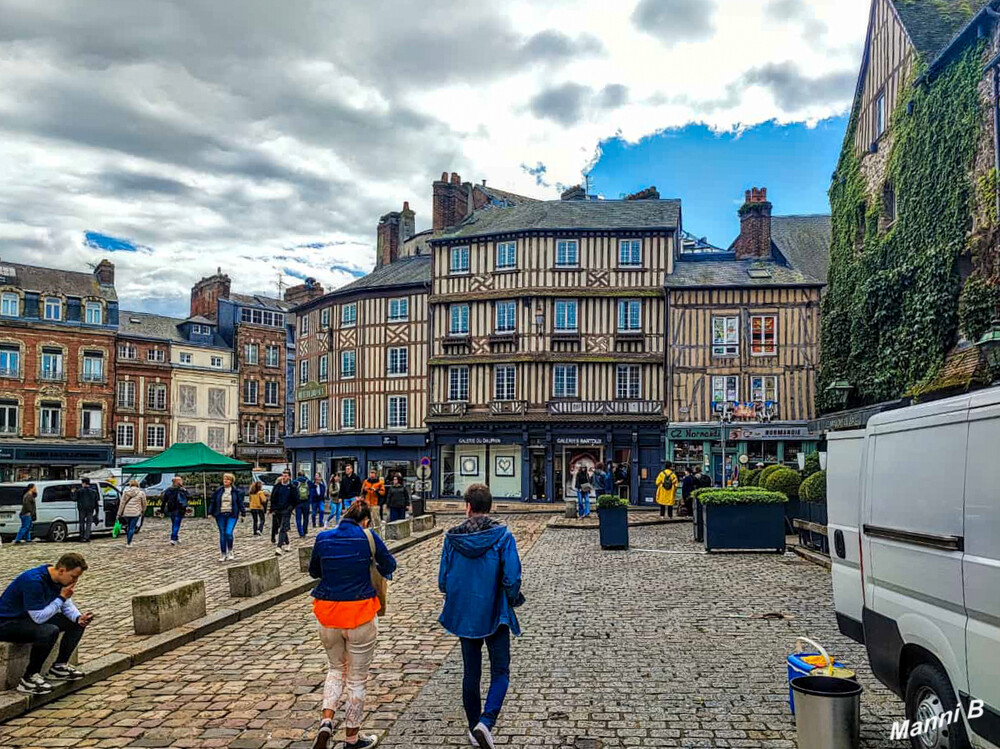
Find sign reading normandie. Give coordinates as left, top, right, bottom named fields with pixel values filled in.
left=296, top=381, right=328, bottom=401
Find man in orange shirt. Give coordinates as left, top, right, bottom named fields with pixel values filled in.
left=360, top=470, right=386, bottom=528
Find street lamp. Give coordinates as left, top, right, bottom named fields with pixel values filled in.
left=825, top=380, right=854, bottom=410
left=976, top=318, right=1000, bottom=383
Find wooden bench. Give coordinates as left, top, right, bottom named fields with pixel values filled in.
left=384, top=518, right=412, bottom=541
left=0, top=635, right=79, bottom=690
left=227, top=557, right=281, bottom=598
left=411, top=514, right=435, bottom=533
left=132, top=580, right=207, bottom=635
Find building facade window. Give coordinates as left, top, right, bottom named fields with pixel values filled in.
left=0, top=400, right=17, bottom=434
left=712, top=375, right=740, bottom=411
left=388, top=298, right=409, bottom=322
left=554, top=300, right=578, bottom=332
left=300, top=314, right=310, bottom=336
left=0, top=293, right=18, bottom=318
left=116, top=423, right=134, bottom=448
left=341, top=303, right=357, bottom=327
left=299, top=402, right=309, bottom=432
left=85, top=302, right=102, bottom=325
left=179, top=352, right=192, bottom=364
left=449, top=304, right=470, bottom=335
left=319, top=401, right=329, bottom=430
left=210, top=356, right=224, bottom=368
left=43, top=297, right=62, bottom=321
left=320, top=307, right=330, bottom=329
left=82, top=353, right=104, bottom=382
left=553, top=364, right=578, bottom=398
left=617, top=300, right=641, bottom=331
left=207, top=427, right=226, bottom=452
left=147, top=383, right=167, bottom=411
left=118, top=344, right=136, bottom=360
left=147, top=424, right=166, bottom=450
left=207, top=388, right=226, bottom=418
left=883, top=182, right=896, bottom=226
left=244, top=343, right=259, bottom=365
left=39, top=404, right=61, bottom=436
left=555, top=239, right=579, bottom=267
left=117, top=380, right=136, bottom=409
left=751, top=375, right=779, bottom=404
left=448, top=366, right=469, bottom=401
left=244, top=420, right=258, bottom=444
left=712, top=316, right=740, bottom=357
left=387, top=396, right=408, bottom=429
left=241, top=308, right=284, bottom=328
left=750, top=315, right=778, bottom=356
left=81, top=407, right=102, bottom=437
left=341, top=350, right=356, bottom=379
left=0, top=346, right=20, bottom=378
left=494, top=365, right=516, bottom=401
left=387, top=347, right=408, bottom=376
left=615, top=364, right=641, bottom=400
left=264, top=381, right=279, bottom=406
left=243, top=379, right=259, bottom=405
left=178, top=385, right=197, bottom=415
left=495, top=301, right=516, bottom=333
left=341, top=398, right=356, bottom=429
left=876, top=91, right=886, bottom=138
left=265, top=345, right=280, bottom=367
left=450, top=246, right=470, bottom=274
left=264, top=421, right=279, bottom=444
left=318, top=355, right=329, bottom=382
left=177, top=424, right=197, bottom=443
left=496, top=241, right=517, bottom=269
left=300, top=359, right=309, bottom=384
left=40, top=349, right=63, bottom=380
left=147, top=349, right=165, bottom=362
left=618, top=239, right=642, bottom=267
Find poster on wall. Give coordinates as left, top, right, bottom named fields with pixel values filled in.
left=460, top=455, right=480, bottom=477
left=494, top=455, right=516, bottom=477
left=565, top=449, right=600, bottom=498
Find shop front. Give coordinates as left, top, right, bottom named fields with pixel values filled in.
left=0, top=443, right=115, bottom=482
left=667, top=423, right=818, bottom=485
left=285, top=432, right=429, bottom=486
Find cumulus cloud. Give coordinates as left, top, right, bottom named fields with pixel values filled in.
left=0, top=0, right=869, bottom=315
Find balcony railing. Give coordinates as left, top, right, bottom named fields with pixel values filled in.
left=0, top=366, right=19, bottom=378
left=490, top=400, right=527, bottom=416
left=0, top=425, right=17, bottom=435
left=81, top=373, right=105, bottom=383
left=39, top=370, right=65, bottom=382
left=39, top=426, right=61, bottom=436
left=547, top=400, right=665, bottom=416
left=80, top=428, right=103, bottom=438
left=429, top=402, right=468, bottom=417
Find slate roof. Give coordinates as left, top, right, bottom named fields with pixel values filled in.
left=118, top=311, right=230, bottom=348
left=771, top=215, right=832, bottom=284
left=477, top=185, right=539, bottom=206
left=293, top=255, right=431, bottom=312
left=230, top=292, right=290, bottom=311
left=1, top=260, right=117, bottom=302
left=435, top=199, right=682, bottom=241
left=891, top=0, right=989, bottom=63
left=665, top=258, right=821, bottom=289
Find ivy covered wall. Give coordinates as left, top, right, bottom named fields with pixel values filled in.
left=819, top=42, right=994, bottom=411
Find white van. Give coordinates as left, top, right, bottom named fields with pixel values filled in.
left=0, top=480, right=127, bottom=542
left=829, top=387, right=1000, bottom=749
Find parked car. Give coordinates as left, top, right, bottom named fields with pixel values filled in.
left=0, top=480, right=132, bottom=542
left=253, top=471, right=282, bottom=496
left=829, top=387, right=1000, bottom=749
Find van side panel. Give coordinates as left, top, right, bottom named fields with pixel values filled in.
left=866, top=412, right=969, bottom=697
left=828, top=430, right=866, bottom=641
left=963, top=402, right=1000, bottom=746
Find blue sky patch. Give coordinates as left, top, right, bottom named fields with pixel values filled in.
left=84, top=231, right=147, bottom=253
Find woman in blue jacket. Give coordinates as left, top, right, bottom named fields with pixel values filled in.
left=208, top=473, right=246, bottom=563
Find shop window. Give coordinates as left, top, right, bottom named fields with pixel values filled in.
left=784, top=442, right=804, bottom=467
left=673, top=441, right=704, bottom=470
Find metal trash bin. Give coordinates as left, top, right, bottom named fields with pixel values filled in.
left=790, top=676, right=863, bottom=749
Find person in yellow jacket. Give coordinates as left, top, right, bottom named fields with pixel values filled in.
left=655, top=461, right=679, bottom=519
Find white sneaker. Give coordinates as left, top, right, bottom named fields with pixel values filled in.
left=170, top=540, right=176, bottom=546
left=275, top=547, right=283, bottom=556
left=219, top=554, right=227, bottom=562
left=227, top=551, right=235, bottom=561
left=468, top=731, right=478, bottom=747
left=472, top=723, right=495, bottom=749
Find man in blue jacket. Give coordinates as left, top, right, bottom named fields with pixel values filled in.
left=438, top=484, right=524, bottom=749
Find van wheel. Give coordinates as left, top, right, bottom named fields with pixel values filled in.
left=47, top=521, right=68, bottom=543
left=905, top=663, right=971, bottom=749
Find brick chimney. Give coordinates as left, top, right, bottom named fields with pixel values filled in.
left=560, top=185, right=586, bottom=201
left=284, top=277, right=325, bottom=307
left=733, top=187, right=773, bottom=260
left=625, top=186, right=660, bottom=201
left=433, top=171, right=474, bottom=233
left=190, top=268, right=231, bottom=321
left=94, top=259, right=115, bottom=286
left=376, top=202, right=417, bottom=267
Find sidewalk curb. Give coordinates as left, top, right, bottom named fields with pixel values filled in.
left=1, top=526, right=444, bottom=721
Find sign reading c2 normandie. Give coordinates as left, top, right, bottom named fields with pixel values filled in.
left=296, top=382, right=328, bottom=401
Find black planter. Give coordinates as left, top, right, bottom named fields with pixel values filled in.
left=811, top=503, right=828, bottom=526
left=703, top=502, right=786, bottom=553
left=693, top=498, right=704, bottom=542
left=598, top=506, right=629, bottom=550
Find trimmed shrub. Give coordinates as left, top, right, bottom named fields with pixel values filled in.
left=740, top=468, right=762, bottom=487
left=802, top=452, right=821, bottom=478
left=763, top=467, right=803, bottom=500
left=800, top=470, right=827, bottom=503
left=597, top=494, right=628, bottom=510
left=757, top=464, right=784, bottom=488
left=697, top=488, right=788, bottom=506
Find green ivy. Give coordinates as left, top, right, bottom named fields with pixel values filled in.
left=820, top=43, right=984, bottom=410
left=958, top=274, right=1000, bottom=341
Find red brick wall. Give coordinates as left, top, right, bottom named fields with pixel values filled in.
left=733, top=188, right=773, bottom=260
left=433, top=172, right=472, bottom=232
left=234, top=324, right=286, bottom=459
left=113, top=335, right=172, bottom=456
left=190, top=272, right=231, bottom=320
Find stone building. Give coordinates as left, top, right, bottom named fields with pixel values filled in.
left=113, top=312, right=173, bottom=463
left=0, top=258, right=117, bottom=480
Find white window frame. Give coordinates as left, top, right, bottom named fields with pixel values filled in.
left=80, top=407, right=102, bottom=437
left=43, top=297, right=62, bottom=321
left=449, top=304, right=470, bottom=335
left=264, top=421, right=280, bottom=444
left=265, top=345, right=280, bottom=367
left=179, top=352, right=193, bottom=365
left=0, top=293, right=18, bottom=318
left=341, top=350, right=356, bottom=379
left=244, top=343, right=258, bottom=365
left=116, top=423, right=135, bottom=449
left=496, top=241, right=517, bottom=270
left=751, top=375, right=779, bottom=404
left=319, top=400, right=329, bottom=431
left=40, top=349, right=63, bottom=380
left=553, top=364, right=578, bottom=398
left=320, top=307, right=331, bottom=330
left=448, top=366, right=469, bottom=402
left=118, top=344, right=136, bottom=360
left=387, top=347, right=408, bottom=376
left=0, top=347, right=20, bottom=378
left=554, top=300, right=578, bottom=332
left=244, top=420, right=258, bottom=444
left=712, top=316, right=740, bottom=357
left=300, top=314, right=309, bottom=335
left=117, top=380, right=136, bottom=409
left=615, top=364, right=641, bottom=400
left=40, top=404, right=61, bottom=435
left=243, top=379, right=258, bottom=405
left=450, top=246, right=470, bottom=274
left=495, top=301, right=516, bottom=333
left=300, top=358, right=309, bottom=384
left=555, top=239, right=579, bottom=267
left=299, top=402, right=309, bottom=432
left=85, top=302, right=102, bottom=325
left=0, top=400, right=18, bottom=434
left=341, top=398, right=357, bottom=429
left=264, top=381, right=280, bottom=406
left=617, top=300, right=641, bottom=332
left=82, top=353, right=104, bottom=382
left=147, top=383, right=167, bottom=411
left=750, top=315, right=778, bottom=357
left=387, top=395, right=408, bottom=429
left=876, top=91, right=886, bottom=138
left=341, top=303, right=357, bottom=327
left=494, top=365, right=516, bottom=401
left=318, top=355, right=329, bottom=383
left=712, top=375, right=740, bottom=412
left=210, top=356, right=224, bottom=368
left=618, top=239, right=642, bottom=267
left=146, top=349, right=165, bottom=362
left=388, top=298, right=409, bottom=322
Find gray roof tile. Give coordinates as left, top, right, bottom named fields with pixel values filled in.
left=118, top=311, right=229, bottom=348
left=666, top=258, right=821, bottom=289
left=230, top=292, right=290, bottom=311
left=2, top=261, right=117, bottom=302
left=891, top=0, right=989, bottom=62
left=770, top=214, right=831, bottom=283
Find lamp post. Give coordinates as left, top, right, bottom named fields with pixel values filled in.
left=825, top=380, right=854, bottom=411
left=976, top=318, right=1000, bottom=384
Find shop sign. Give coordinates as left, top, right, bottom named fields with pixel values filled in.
left=555, top=437, right=603, bottom=446
left=457, top=437, right=503, bottom=445
left=667, top=427, right=720, bottom=441
left=296, top=381, right=328, bottom=401
left=16, top=447, right=112, bottom=463
left=382, top=436, right=398, bottom=446
left=0, top=447, right=14, bottom=460
left=728, top=425, right=814, bottom=441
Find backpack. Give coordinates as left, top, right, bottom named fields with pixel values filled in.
left=297, top=482, right=309, bottom=502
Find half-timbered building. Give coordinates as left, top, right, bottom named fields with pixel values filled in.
left=666, top=189, right=829, bottom=483
left=427, top=187, right=680, bottom=504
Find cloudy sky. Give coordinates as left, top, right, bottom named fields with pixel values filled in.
left=0, top=0, right=869, bottom=316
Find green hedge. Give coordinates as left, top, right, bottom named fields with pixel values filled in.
left=740, top=468, right=762, bottom=487
left=763, top=467, right=803, bottom=500
left=757, top=464, right=784, bottom=488
left=697, top=488, right=789, bottom=506
left=802, top=452, right=821, bottom=478
left=597, top=493, right=628, bottom=510
left=800, top=470, right=827, bottom=503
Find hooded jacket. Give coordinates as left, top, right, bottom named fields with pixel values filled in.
left=438, top=516, right=524, bottom=639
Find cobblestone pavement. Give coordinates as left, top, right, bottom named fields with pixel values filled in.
left=0, top=515, right=549, bottom=749
left=0, top=516, right=348, bottom=662
left=379, top=523, right=907, bottom=748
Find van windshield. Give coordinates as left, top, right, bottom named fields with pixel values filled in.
left=0, top=487, right=26, bottom=506
left=256, top=473, right=281, bottom=486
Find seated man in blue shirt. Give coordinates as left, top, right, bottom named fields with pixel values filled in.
left=0, top=552, right=93, bottom=695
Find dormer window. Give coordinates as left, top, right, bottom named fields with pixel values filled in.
left=43, top=297, right=62, bottom=321
left=85, top=301, right=102, bottom=325
left=0, top=293, right=18, bottom=318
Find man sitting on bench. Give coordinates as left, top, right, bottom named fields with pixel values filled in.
left=0, top=553, right=93, bottom=694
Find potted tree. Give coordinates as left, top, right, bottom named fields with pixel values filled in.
left=699, top=487, right=788, bottom=553
left=799, top=470, right=828, bottom=551
left=597, top=494, right=629, bottom=550
left=764, top=467, right=803, bottom=532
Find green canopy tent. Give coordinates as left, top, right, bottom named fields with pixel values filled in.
left=123, top=443, right=253, bottom=516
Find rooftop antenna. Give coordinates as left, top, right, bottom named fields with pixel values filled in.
left=277, top=271, right=286, bottom=300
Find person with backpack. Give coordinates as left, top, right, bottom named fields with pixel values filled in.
left=207, top=473, right=246, bottom=562
left=438, top=484, right=524, bottom=749
left=307, top=501, right=396, bottom=749
left=655, top=461, right=679, bottom=519
left=161, top=477, right=190, bottom=545
left=269, top=470, right=295, bottom=555
left=294, top=471, right=311, bottom=538
left=592, top=462, right=611, bottom=498
left=309, top=472, right=326, bottom=529
left=75, top=478, right=100, bottom=543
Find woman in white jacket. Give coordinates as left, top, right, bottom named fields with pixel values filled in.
left=116, top=480, right=147, bottom=548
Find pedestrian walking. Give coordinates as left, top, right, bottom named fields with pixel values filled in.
left=591, top=462, right=609, bottom=498
left=74, top=478, right=99, bottom=543
left=270, top=470, right=295, bottom=555
left=207, top=473, right=246, bottom=562
left=614, top=462, right=630, bottom=500
left=13, top=484, right=37, bottom=544
left=294, top=471, right=311, bottom=538
left=326, top=474, right=342, bottom=527
left=386, top=475, right=409, bottom=523
left=340, top=464, right=362, bottom=509
left=695, top=465, right=712, bottom=490
left=309, top=472, right=326, bottom=528
left=0, top=553, right=93, bottom=695
left=116, top=481, right=147, bottom=548
left=655, top=461, right=679, bottom=519
left=308, top=501, right=397, bottom=749
left=438, top=484, right=524, bottom=749
left=681, top=467, right=697, bottom=517
left=248, top=481, right=269, bottom=537
left=162, top=477, right=190, bottom=545
left=361, top=470, right=386, bottom=530
left=573, top=465, right=592, bottom=519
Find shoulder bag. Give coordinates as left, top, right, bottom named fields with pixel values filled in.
left=363, top=528, right=388, bottom=616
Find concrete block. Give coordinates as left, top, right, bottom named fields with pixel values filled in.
left=0, top=633, right=79, bottom=690
left=131, top=580, right=207, bottom=635
left=411, top=514, right=434, bottom=533
left=227, top=556, right=281, bottom=598
left=299, top=545, right=313, bottom=573
left=565, top=500, right=578, bottom=519
left=384, top=518, right=412, bottom=541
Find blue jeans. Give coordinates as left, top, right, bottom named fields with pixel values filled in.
left=310, top=501, right=324, bottom=527
left=14, top=515, right=32, bottom=543
left=216, top=515, right=238, bottom=554
left=294, top=505, right=309, bottom=537
left=170, top=513, right=183, bottom=542
left=124, top=516, right=140, bottom=545
left=577, top=489, right=590, bottom=518
left=389, top=506, right=406, bottom=522
left=328, top=501, right=342, bottom=525
left=460, top=626, right=510, bottom=731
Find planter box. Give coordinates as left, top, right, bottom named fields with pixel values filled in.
left=811, top=503, right=828, bottom=526
left=693, top=499, right=704, bottom=543
left=598, top=506, right=629, bottom=550
left=703, top=502, right=786, bottom=553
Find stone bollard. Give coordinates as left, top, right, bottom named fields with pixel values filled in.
left=299, top=545, right=313, bottom=573
left=384, top=518, right=412, bottom=541
left=1, top=637, right=80, bottom=690
left=565, top=499, right=578, bottom=519
left=411, top=514, right=435, bottom=533
left=228, top=557, right=281, bottom=598
left=131, top=580, right=207, bottom=635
